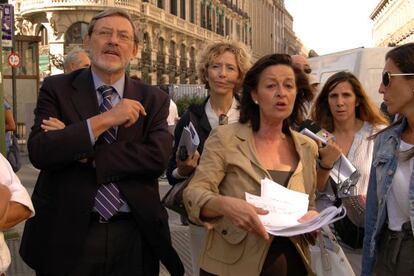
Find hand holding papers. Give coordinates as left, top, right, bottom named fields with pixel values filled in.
left=245, top=178, right=346, bottom=236
left=299, top=120, right=360, bottom=197
left=178, top=122, right=200, bottom=161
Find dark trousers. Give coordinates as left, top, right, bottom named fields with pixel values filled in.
left=36, top=213, right=159, bottom=276
left=374, top=222, right=414, bottom=276
left=200, top=237, right=306, bottom=276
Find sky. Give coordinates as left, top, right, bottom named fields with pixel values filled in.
left=284, top=0, right=380, bottom=55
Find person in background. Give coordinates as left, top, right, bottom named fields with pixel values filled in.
left=292, top=54, right=312, bottom=75
left=3, top=99, right=16, bottom=151
left=63, top=47, right=91, bottom=74
left=311, top=71, right=388, bottom=275
left=184, top=53, right=318, bottom=276
left=159, top=84, right=179, bottom=134
left=362, top=42, right=414, bottom=276
left=292, top=54, right=315, bottom=117
left=20, top=8, right=183, bottom=275
left=0, top=153, right=34, bottom=274
left=166, top=40, right=251, bottom=276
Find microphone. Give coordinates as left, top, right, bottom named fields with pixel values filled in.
left=299, top=120, right=335, bottom=145
left=299, top=120, right=360, bottom=197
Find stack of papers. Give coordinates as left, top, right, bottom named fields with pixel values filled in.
left=245, top=178, right=346, bottom=236
left=178, top=122, right=200, bottom=156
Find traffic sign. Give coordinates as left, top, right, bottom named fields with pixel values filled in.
left=8, top=52, right=21, bottom=68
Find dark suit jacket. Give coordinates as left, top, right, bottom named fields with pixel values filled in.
left=19, top=69, right=184, bottom=275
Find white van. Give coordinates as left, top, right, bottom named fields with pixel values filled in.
left=308, top=47, right=393, bottom=106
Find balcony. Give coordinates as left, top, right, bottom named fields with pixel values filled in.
left=20, top=0, right=142, bottom=16
left=142, top=3, right=223, bottom=42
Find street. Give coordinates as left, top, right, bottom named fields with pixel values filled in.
left=6, top=151, right=193, bottom=276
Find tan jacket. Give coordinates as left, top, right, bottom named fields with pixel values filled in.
left=183, top=122, right=318, bottom=276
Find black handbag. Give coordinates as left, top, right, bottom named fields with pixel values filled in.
left=161, top=177, right=191, bottom=217
left=6, top=134, right=21, bottom=172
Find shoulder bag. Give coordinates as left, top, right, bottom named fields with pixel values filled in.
left=6, top=134, right=21, bottom=172
left=310, top=226, right=355, bottom=276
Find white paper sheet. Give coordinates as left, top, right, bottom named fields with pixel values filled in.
left=245, top=178, right=346, bottom=236
left=178, top=122, right=200, bottom=156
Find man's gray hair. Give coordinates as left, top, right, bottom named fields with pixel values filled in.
left=87, top=8, right=138, bottom=44
left=63, top=47, right=89, bottom=72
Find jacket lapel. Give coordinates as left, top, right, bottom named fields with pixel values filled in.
left=235, top=124, right=268, bottom=185
left=70, top=69, right=100, bottom=120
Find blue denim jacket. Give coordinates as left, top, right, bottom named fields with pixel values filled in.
left=361, top=118, right=414, bottom=276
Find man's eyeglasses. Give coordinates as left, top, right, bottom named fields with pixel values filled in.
left=382, top=71, right=414, bottom=87
left=219, top=114, right=228, bottom=125
left=93, top=29, right=134, bottom=43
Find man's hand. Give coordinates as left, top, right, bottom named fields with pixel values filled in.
left=106, top=99, right=147, bottom=128
left=41, top=117, right=65, bottom=131
left=176, top=150, right=200, bottom=177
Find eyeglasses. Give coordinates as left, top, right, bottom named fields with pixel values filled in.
left=382, top=71, right=414, bottom=87
left=93, top=29, right=134, bottom=43
left=219, top=114, right=228, bottom=125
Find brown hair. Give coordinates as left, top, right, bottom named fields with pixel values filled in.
left=239, top=53, right=311, bottom=132
left=311, top=71, right=388, bottom=132
left=87, top=8, right=138, bottom=44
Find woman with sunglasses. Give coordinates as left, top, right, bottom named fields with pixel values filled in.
left=166, top=40, right=251, bottom=275
left=362, top=43, right=414, bottom=276
left=310, top=71, right=388, bottom=274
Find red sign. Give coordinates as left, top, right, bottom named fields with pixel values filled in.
left=8, top=52, right=21, bottom=68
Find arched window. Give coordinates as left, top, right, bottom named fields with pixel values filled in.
left=64, top=22, right=88, bottom=53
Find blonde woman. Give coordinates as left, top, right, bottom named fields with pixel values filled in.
left=166, top=40, right=251, bottom=275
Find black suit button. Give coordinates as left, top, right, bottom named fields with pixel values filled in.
left=221, top=229, right=228, bottom=235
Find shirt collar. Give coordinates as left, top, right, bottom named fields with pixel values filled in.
left=91, top=69, right=125, bottom=98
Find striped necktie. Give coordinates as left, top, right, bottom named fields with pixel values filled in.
left=94, top=85, right=124, bottom=220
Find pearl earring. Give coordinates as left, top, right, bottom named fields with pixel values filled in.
left=254, top=100, right=258, bottom=105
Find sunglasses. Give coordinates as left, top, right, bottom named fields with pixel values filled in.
left=382, top=71, right=414, bottom=87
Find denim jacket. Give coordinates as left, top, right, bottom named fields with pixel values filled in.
left=361, top=118, right=414, bottom=276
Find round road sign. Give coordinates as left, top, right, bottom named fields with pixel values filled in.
left=8, top=52, right=21, bottom=68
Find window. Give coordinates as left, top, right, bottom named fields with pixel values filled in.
left=64, top=22, right=88, bottom=53
left=157, top=0, right=163, bottom=8
left=170, top=0, right=177, bottom=15
left=190, top=0, right=195, bottom=23
left=180, top=0, right=186, bottom=19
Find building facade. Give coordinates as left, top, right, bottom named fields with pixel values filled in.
left=12, top=0, right=300, bottom=84
left=370, top=0, right=414, bottom=47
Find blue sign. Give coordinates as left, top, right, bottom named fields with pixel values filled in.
left=0, top=4, right=14, bottom=48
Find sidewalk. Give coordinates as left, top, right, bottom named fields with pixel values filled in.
left=6, top=155, right=195, bottom=276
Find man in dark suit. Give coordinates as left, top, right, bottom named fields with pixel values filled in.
left=19, top=8, right=184, bottom=276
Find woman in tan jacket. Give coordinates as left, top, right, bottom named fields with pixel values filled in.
left=184, top=54, right=319, bottom=276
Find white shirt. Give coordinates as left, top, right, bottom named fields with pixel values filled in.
left=205, top=97, right=239, bottom=129
left=387, top=140, right=413, bottom=231
left=0, top=154, right=34, bottom=272
left=167, top=99, right=179, bottom=126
